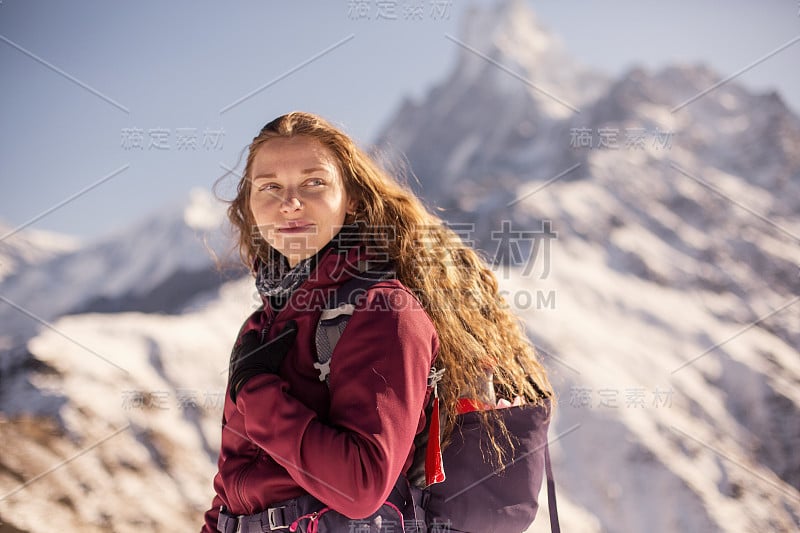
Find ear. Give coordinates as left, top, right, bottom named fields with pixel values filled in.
left=346, top=195, right=358, bottom=214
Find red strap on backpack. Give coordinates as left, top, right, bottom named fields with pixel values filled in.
left=425, top=390, right=446, bottom=485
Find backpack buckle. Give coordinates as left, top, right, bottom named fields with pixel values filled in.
left=267, top=506, right=289, bottom=530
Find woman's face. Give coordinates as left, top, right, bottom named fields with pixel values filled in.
left=249, top=136, right=355, bottom=267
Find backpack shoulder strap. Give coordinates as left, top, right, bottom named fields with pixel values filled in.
left=545, top=436, right=561, bottom=533
left=313, top=263, right=394, bottom=384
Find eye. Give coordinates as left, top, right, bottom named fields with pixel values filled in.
left=305, top=178, right=325, bottom=187
left=256, top=182, right=279, bottom=192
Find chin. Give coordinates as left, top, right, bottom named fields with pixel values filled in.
left=275, top=243, right=318, bottom=260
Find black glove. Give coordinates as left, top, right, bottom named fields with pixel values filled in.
left=228, top=320, right=298, bottom=403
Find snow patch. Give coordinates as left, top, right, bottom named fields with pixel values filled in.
left=183, top=187, right=227, bottom=231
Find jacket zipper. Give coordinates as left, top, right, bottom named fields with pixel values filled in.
left=261, top=307, right=275, bottom=342
left=234, top=448, right=262, bottom=513
left=234, top=307, right=273, bottom=512
left=233, top=306, right=274, bottom=512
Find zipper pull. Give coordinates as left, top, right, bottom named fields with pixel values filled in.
left=260, top=310, right=275, bottom=343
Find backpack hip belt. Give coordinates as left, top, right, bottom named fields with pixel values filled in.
left=216, top=475, right=424, bottom=533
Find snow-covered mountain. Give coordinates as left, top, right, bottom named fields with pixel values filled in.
left=375, top=0, right=607, bottom=204
left=0, top=187, right=238, bottom=439
left=0, top=277, right=255, bottom=532
left=0, top=222, right=80, bottom=283
left=1, top=1, right=798, bottom=532
left=375, top=1, right=800, bottom=530
left=0, top=188, right=235, bottom=348
left=0, top=189, right=245, bottom=531
left=378, top=2, right=800, bottom=353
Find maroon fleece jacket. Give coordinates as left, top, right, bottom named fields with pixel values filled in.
left=201, top=245, right=439, bottom=531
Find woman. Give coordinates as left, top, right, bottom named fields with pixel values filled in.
left=202, top=112, right=553, bottom=532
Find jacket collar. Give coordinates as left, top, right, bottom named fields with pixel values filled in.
left=254, top=225, right=388, bottom=308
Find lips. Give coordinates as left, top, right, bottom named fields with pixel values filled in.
left=277, top=221, right=314, bottom=233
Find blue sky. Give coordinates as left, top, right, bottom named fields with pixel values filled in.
left=1, top=0, right=798, bottom=239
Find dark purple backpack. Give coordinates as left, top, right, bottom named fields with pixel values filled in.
left=421, top=400, right=557, bottom=532
left=314, top=269, right=560, bottom=533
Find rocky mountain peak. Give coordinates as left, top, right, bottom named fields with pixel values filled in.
left=457, top=0, right=558, bottom=73
left=450, top=0, right=604, bottom=118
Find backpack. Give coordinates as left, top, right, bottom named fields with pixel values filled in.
left=314, top=266, right=561, bottom=533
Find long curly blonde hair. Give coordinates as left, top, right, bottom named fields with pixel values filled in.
left=226, top=111, right=553, bottom=461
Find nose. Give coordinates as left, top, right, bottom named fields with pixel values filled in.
left=279, top=191, right=302, bottom=213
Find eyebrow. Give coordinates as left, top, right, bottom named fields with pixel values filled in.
left=252, top=167, right=330, bottom=180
